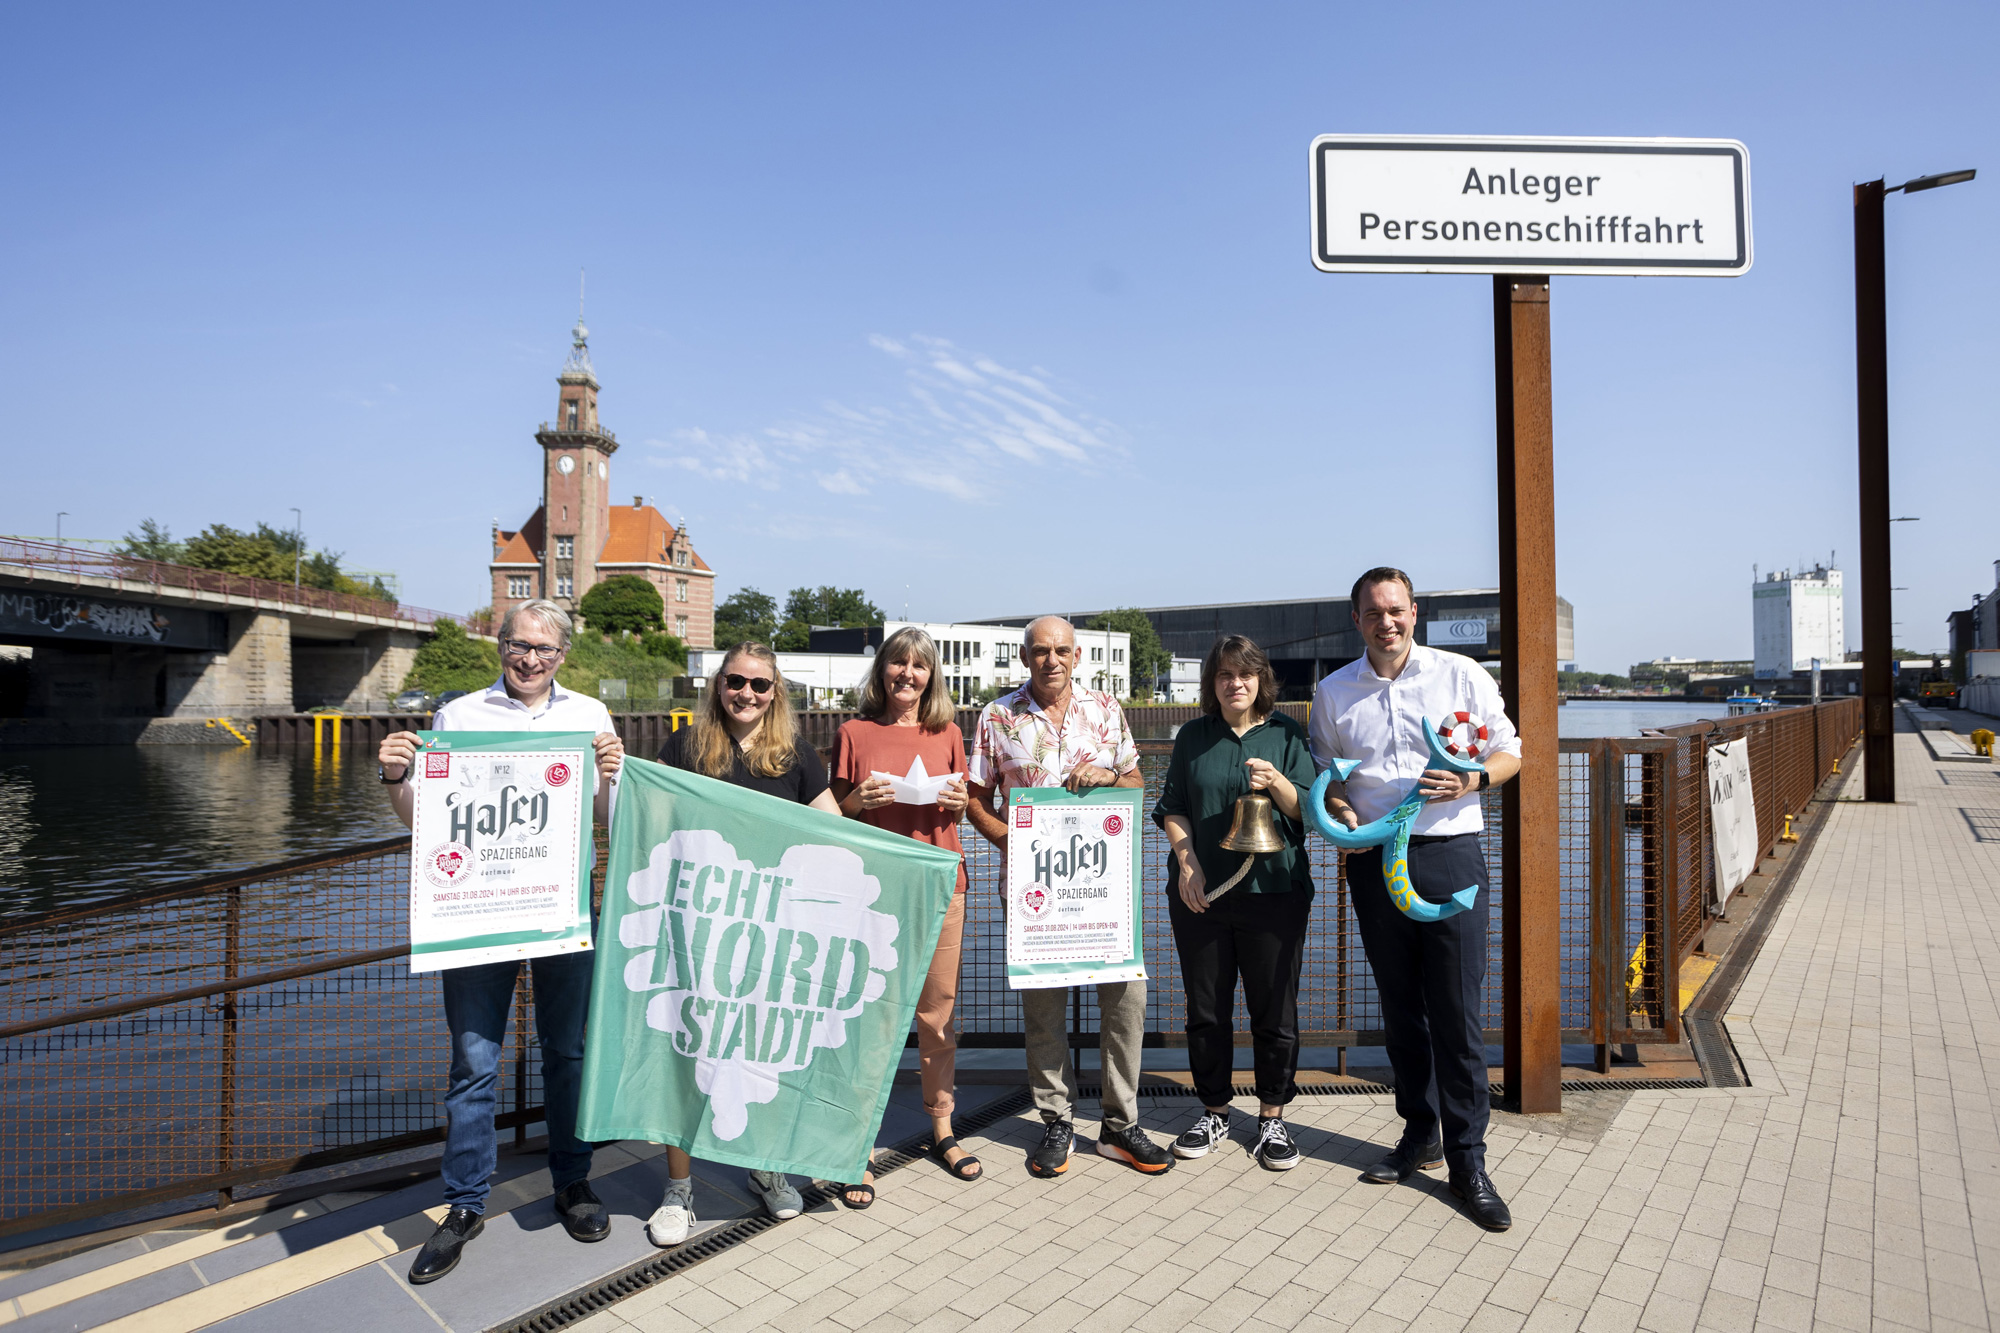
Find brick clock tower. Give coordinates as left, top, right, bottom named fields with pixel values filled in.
left=488, top=317, right=717, bottom=646
left=537, top=318, right=615, bottom=610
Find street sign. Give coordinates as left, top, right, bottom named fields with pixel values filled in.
left=1310, top=135, right=1751, bottom=277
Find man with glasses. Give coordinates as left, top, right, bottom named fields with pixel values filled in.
left=966, top=616, right=1173, bottom=1180
left=377, top=599, right=627, bottom=1283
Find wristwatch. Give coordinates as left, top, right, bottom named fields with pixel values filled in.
left=1477, top=770, right=1491, bottom=791
left=379, top=764, right=410, bottom=785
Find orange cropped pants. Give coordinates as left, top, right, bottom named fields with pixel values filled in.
left=914, top=889, right=965, bottom=1119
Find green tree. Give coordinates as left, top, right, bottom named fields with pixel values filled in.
left=404, top=618, right=502, bottom=694
left=1087, top=608, right=1170, bottom=696
left=175, top=521, right=392, bottom=603
left=713, top=587, right=779, bottom=647
left=640, top=630, right=688, bottom=667
left=782, top=586, right=882, bottom=628
left=120, top=518, right=185, bottom=564
left=774, top=618, right=812, bottom=652
left=578, top=575, right=665, bottom=635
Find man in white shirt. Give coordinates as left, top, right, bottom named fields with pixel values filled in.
left=1310, top=569, right=1521, bottom=1232
left=377, top=600, right=626, bottom=1283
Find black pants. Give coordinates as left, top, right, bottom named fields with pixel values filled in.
left=1167, top=886, right=1311, bottom=1108
left=1347, top=834, right=1491, bottom=1174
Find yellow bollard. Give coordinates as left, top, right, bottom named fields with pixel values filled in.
left=669, top=708, right=694, bottom=733
left=1779, top=812, right=1798, bottom=844
left=1973, top=728, right=1995, bottom=757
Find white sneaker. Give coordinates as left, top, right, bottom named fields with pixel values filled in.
left=646, top=1181, right=694, bottom=1247
left=747, top=1169, right=803, bottom=1221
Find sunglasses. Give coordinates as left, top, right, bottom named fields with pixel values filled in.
left=723, top=673, right=774, bottom=694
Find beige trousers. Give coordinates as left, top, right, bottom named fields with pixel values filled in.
left=1021, top=978, right=1146, bottom=1133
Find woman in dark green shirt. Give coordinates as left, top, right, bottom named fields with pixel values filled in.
left=1152, top=634, right=1318, bottom=1171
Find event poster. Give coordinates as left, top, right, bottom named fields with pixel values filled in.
left=1706, top=739, right=1760, bottom=900
left=1004, top=786, right=1146, bottom=990
left=576, top=758, right=960, bottom=1184
left=407, top=730, right=596, bottom=973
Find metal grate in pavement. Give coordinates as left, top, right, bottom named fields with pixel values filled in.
left=493, top=1089, right=1035, bottom=1333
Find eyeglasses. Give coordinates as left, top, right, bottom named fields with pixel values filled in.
left=501, top=639, right=565, bottom=662
left=723, top=673, right=774, bottom=694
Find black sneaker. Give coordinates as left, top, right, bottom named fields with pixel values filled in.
left=1255, top=1117, right=1301, bottom=1171
left=1097, top=1123, right=1174, bottom=1174
left=407, top=1205, right=483, bottom=1285
left=1028, top=1120, right=1074, bottom=1177
left=1173, top=1110, right=1230, bottom=1159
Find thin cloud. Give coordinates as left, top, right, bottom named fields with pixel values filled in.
left=645, top=335, right=1124, bottom=506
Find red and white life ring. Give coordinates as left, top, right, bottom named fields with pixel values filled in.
left=1437, top=711, right=1488, bottom=759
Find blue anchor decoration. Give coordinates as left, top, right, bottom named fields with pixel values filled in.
left=1305, top=714, right=1488, bottom=922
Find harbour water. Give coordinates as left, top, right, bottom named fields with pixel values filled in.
left=0, top=699, right=1726, bottom=914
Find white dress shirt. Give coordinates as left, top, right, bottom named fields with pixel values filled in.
left=1308, top=645, right=1521, bottom=837
left=431, top=677, right=616, bottom=737
left=431, top=678, right=617, bottom=868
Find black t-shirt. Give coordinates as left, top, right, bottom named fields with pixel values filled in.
left=655, top=727, right=830, bottom=805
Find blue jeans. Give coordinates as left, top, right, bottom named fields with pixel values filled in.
left=440, top=949, right=595, bottom=1213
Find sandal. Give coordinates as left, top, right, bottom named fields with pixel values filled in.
left=839, top=1177, right=875, bottom=1210
left=931, top=1136, right=982, bottom=1181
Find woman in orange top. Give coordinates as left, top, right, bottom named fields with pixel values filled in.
left=829, top=627, right=975, bottom=1207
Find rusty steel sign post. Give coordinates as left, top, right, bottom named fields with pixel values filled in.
left=1853, top=169, right=1975, bottom=805
left=1310, top=135, right=1751, bottom=1113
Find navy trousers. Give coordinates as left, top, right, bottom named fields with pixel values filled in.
left=1347, top=833, right=1491, bottom=1175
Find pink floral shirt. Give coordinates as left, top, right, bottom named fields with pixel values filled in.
left=967, top=683, right=1140, bottom=797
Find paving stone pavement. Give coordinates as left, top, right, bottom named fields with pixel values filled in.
left=568, top=736, right=1997, bottom=1333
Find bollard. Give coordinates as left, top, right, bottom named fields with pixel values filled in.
left=1779, top=812, right=1798, bottom=844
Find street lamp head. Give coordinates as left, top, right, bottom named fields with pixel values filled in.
left=1895, top=169, right=1976, bottom=194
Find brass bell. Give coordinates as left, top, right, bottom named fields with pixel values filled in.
left=1218, top=793, right=1286, bottom=855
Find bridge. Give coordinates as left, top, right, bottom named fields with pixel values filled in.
left=0, top=536, right=480, bottom=741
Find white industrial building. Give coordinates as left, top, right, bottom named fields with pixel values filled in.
left=1753, top=564, right=1844, bottom=679
left=691, top=618, right=1134, bottom=707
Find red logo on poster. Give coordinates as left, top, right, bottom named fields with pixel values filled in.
left=1014, top=805, right=1034, bottom=829
left=424, top=752, right=450, bottom=778
left=1020, top=885, right=1049, bottom=915
left=423, top=841, right=473, bottom=888
left=545, top=762, right=573, bottom=787
left=1102, top=814, right=1123, bottom=837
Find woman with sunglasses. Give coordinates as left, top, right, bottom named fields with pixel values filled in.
left=828, top=627, right=973, bottom=1209
left=647, top=642, right=839, bottom=1248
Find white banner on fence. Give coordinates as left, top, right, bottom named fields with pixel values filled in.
left=1706, top=739, right=1759, bottom=900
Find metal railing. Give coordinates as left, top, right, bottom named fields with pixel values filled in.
left=0, top=703, right=1857, bottom=1235
left=0, top=536, right=462, bottom=628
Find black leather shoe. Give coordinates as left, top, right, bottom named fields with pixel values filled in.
left=408, top=1206, right=483, bottom=1285
left=1360, top=1134, right=1444, bottom=1184
left=1449, top=1170, right=1513, bottom=1231
left=553, top=1180, right=610, bottom=1242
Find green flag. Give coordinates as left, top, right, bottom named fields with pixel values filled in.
left=578, top=757, right=961, bottom=1183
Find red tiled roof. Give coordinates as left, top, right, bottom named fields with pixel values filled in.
left=490, top=507, right=544, bottom=566
left=599, top=504, right=711, bottom=572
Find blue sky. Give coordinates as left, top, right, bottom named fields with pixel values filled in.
left=3, top=3, right=1995, bottom=672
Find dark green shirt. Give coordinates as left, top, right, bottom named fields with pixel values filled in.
left=1151, top=711, right=1319, bottom=898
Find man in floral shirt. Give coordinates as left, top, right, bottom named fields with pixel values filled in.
left=967, top=616, right=1173, bottom=1179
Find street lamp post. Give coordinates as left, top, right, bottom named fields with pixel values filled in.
left=55, top=512, right=68, bottom=548
left=1854, top=169, right=1974, bottom=803
left=290, top=507, right=303, bottom=589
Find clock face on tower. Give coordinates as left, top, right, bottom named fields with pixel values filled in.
left=557, top=455, right=575, bottom=475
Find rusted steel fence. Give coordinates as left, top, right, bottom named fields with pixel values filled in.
left=1648, top=698, right=1862, bottom=956
left=0, top=704, right=1856, bottom=1235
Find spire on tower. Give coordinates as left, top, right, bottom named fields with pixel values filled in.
left=560, top=270, right=596, bottom=384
